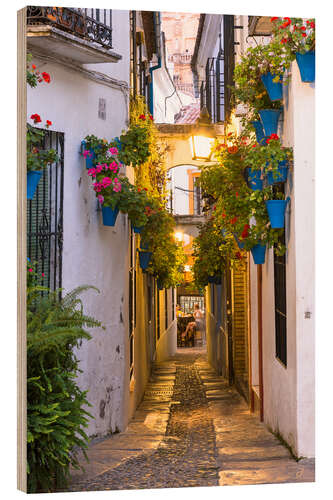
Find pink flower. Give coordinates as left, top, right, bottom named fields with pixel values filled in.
left=41, top=273, right=45, bottom=277
left=93, top=182, right=102, bottom=192
left=87, top=168, right=96, bottom=177
left=28, top=268, right=33, bottom=273
left=97, top=194, right=104, bottom=204
left=101, top=177, right=112, bottom=189
left=95, top=164, right=103, bottom=174
left=83, top=150, right=92, bottom=159
left=108, top=147, right=118, bottom=155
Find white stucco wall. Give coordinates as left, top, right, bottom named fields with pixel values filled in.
left=27, top=10, right=133, bottom=437
left=248, top=61, right=315, bottom=457
left=156, top=288, right=177, bottom=361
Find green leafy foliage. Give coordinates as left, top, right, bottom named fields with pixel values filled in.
left=27, top=124, right=59, bottom=172
left=198, top=133, right=287, bottom=257
left=27, top=263, right=104, bottom=493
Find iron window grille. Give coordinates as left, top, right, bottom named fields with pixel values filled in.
left=273, top=181, right=287, bottom=366
left=274, top=234, right=287, bottom=366
left=27, top=6, right=113, bottom=50
left=200, top=54, right=224, bottom=123
left=27, top=129, right=64, bottom=295
left=223, top=15, right=235, bottom=123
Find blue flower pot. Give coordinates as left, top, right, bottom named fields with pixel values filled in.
left=102, top=206, right=119, bottom=226
left=250, top=243, right=266, bottom=265
left=265, top=199, right=288, bottom=228
left=247, top=168, right=263, bottom=191
left=138, top=251, right=152, bottom=270
left=81, top=140, right=97, bottom=169
left=251, top=120, right=265, bottom=144
left=233, top=233, right=245, bottom=250
left=27, top=171, right=43, bottom=200
left=266, top=161, right=289, bottom=185
left=208, top=275, right=221, bottom=284
left=140, top=240, right=150, bottom=251
left=296, top=51, right=315, bottom=83
left=132, top=225, right=144, bottom=234
left=114, top=137, right=122, bottom=151
left=259, top=109, right=282, bottom=136
left=261, top=72, right=283, bottom=101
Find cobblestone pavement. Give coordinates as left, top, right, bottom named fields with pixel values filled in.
left=69, top=348, right=315, bottom=492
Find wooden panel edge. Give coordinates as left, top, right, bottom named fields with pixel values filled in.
left=17, top=6, right=27, bottom=493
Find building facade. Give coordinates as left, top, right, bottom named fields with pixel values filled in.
left=26, top=7, right=177, bottom=438
left=192, top=13, right=315, bottom=458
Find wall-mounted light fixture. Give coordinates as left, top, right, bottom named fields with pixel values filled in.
left=189, top=106, right=215, bottom=161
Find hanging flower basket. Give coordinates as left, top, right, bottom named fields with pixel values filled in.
left=138, top=250, right=152, bottom=270
left=250, top=243, right=266, bottom=265
left=233, top=233, right=245, bottom=250
left=140, top=239, right=150, bottom=251
left=266, top=161, right=289, bottom=185
left=27, top=171, right=43, bottom=200
left=265, top=198, right=289, bottom=229
left=101, top=206, right=119, bottom=226
left=246, top=168, right=263, bottom=191
left=296, top=51, right=315, bottom=83
left=251, top=120, right=265, bottom=144
left=259, top=109, right=282, bottom=136
left=208, top=275, right=222, bottom=285
left=261, top=72, right=283, bottom=101
left=81, top=141, right=96, bottom=169
left=132, top=225, right=144, bottom=234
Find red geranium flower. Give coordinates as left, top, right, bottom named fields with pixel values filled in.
left=310, top=21, right=315, bottom=28
left=241, top=223, right=250, bottom=239
left=222, top=213, right=227, bottom=218
left=230, top=216, right=238, bottom=225
left=139, top=114, right=146, bottom=120
left=149, top=115, right=153, bottom=121
left=32, top=64, right=36, bottom=70
left=228, top=146, right=238, bottom=154
left=302, top=33, right=307, bottom=37
left=42, top=72, right=51, bottom=83
left=45, top=120, right=52, bottom=127
left=30, top=113, right=42, bottom=124
left=235, top=192, right=239, bottom=198
left=270, top=17, right=279, bottom=22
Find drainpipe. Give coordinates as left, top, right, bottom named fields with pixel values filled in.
left=148, top=12, right=162, bottom=116
left=257, top=265, right=264, bottom=422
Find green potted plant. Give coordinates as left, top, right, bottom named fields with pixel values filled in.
left=271, top=17, right=315, bottom=82
left=81, top=135, right=111, bottom=169
left=244, top=133, right=293, bottom=185
left=27, top=119, right=58, bottom=200
left=234, top=41, right=293, bottom=134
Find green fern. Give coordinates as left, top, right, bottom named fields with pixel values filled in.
left=27, top=268, right=104, bottom=493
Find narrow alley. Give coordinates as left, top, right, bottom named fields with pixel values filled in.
left=69, top=348, right=314, bottom=491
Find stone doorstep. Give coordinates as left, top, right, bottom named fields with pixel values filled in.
left=217, top=444, right=292, bottom=460
left=218, top=460, right=315, bottom=485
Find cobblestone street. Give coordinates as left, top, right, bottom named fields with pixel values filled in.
left=69, top=348, right=315, bottom=492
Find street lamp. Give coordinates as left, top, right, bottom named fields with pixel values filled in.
left=189, top=106, right=215, bottom=161
left=174, top=231, right=183, bottom=243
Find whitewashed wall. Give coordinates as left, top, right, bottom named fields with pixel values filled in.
left=27, top=10, right=132, bottom=436
left=244, top=41, right=315, bottom=456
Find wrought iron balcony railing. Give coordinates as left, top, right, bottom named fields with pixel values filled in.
left=27, top=6, right=113, bottom=50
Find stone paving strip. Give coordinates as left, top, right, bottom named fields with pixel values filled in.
left=69, top=361, right=176, bottom=487
left=69, top=349, right=315, bottom=492
left=194, top=357, right=315, bottom=486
